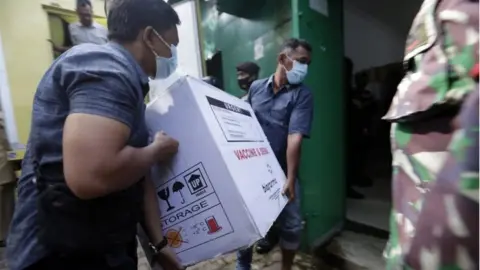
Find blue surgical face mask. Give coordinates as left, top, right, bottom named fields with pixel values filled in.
left=283, top=56, right=308, bottom=84
left=151, top=31, right=178, bottom=79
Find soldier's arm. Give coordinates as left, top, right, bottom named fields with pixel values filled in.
left=405, top=91, right=479, bottom=269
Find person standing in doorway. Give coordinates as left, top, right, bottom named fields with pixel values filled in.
left=236, top=38, right=314, bottom=270
left=6, top=0, right=184, bottom=269
left=236, top=61, right=260, bottom=101
left=383, top=0, right=478, bottom=268
left=345, top=57, right=367, bottom=199
left=49, top=0, right=108, bottom=53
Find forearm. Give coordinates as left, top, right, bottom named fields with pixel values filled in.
left=102, top=144, right=159, bottom=193
left=68, top=144, right=157, bottom=199
left=143, top=174, right=164, bottom=244
left=286, top=142, right=301, bottom=181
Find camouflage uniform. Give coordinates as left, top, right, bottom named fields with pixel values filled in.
left=405, top=89, right=479, bottom=269
left=382, top=0, right=479, bottom=268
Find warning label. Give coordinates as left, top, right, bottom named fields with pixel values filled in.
left=206, top=96, right=264, bottom=143
left=156, top=162, right=234, bottom=254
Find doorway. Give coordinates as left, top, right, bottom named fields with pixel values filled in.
left=205, top=51, right=224, bottom=90
left=343, top=0, right=422, bottom=234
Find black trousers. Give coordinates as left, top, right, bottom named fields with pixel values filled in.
left=25, top=242, right=138, bottom=270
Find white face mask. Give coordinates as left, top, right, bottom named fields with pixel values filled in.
left=283, top=56, right=308, bottom=84
left=151, top=30, right=178, bottom=79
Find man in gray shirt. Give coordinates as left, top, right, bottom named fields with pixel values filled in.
left=50, top=0, right=108, bottom=53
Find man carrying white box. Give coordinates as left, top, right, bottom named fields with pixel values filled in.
left=6, top=0, right=184, bottom=269
left=236, top=38, right=314, bottom=270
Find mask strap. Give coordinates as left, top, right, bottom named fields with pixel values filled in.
left=152, top=29, right=172, bottom=50
left=282, top=53, right=296, bottom=71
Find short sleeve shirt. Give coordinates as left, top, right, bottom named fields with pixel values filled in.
left=6, top=42, right=149, bottom=270
left=248, top=76, right=314, bottom=172
left=68, top=21, right=108, bottom=45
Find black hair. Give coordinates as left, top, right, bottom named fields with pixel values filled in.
left=236, top=62, right=260, bottom=76
left=107, top=0, right=181, bottom=42
left=281, top=38, right=312, bottom=53
left=77, top=0, right=92, bottom=8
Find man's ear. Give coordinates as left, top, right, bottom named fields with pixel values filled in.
left=277, top=53, right=284, bottom=64
left=142, top=26, right=155, bottom=52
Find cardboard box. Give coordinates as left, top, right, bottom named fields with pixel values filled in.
left=145, top=76, right=288, bottom=266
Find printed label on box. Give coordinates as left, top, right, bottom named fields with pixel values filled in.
left=206, top=96, right=264, bottom=143
left=156, top=163, right=234, bottom=253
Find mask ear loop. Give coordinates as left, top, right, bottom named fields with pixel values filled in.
left=281, top=53, right=295, bottom=72
left=152, top=29, right=173, bottom=56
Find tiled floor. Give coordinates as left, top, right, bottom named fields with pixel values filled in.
left=346, top=142, right=393, bottom=232
left=346, top=178, right=391, bottom=231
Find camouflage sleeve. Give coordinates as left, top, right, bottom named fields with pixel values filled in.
left=405, top=90, right=479, bottom=269
left=383, top=0, right=479, bottom=121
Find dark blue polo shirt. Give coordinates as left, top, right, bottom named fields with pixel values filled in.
left=6, top=42, right=150, bottom=270
left=248, top=76, right=314, bottom=172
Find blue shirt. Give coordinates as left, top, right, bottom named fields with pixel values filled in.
left=6, top=42, right=150, bottom=270
left=248, top=76, right=314, bottom=171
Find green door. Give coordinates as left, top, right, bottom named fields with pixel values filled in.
left=292, top=0, right=346, bottom=248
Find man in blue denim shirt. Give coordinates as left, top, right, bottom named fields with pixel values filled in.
left=7, top=0, right=184, bottom=269
left=237, top=38, right=314, bottom=270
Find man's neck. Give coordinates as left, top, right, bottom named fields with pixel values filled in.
left=80, top=21, right=94, bottom=28
left=273, top=71, right=287, bottom=93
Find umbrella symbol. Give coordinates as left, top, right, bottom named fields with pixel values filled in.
left=172, top=181, right=186, bottom=204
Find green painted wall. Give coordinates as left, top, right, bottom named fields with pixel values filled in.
left=199, top=0, right=346, bottom=248
left=199, top=0, right=292, bottom=97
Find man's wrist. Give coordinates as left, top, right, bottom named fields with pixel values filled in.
left=287, top=176, right=296, bottom=183
left=142, top=143, right=164, bottom=167
left=150, top=237, right=168, bottom=255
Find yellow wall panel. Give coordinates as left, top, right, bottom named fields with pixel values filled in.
left=0, top=0, right=105, bottom=149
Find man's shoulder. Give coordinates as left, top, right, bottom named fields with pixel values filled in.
left=51, top=44, right=144, bottom=91
left=249, top=77, right=270, bottom=93
left=297, top=83, right=312, bottom=94
left=93, top=22, right=108, bottom=34
left=93, top=22, right=107, bottom=29
left=68, top=21, right=82, bottom=30
left=253, top=77, right=270, bottom=85
left=59, top=44, right=132, bottom=74
left=69, top=21, right=81, bottom=27
left=295, top=83, right=313, bottom=101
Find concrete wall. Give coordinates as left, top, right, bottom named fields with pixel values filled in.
left=343, top=0, right=421, bottom=72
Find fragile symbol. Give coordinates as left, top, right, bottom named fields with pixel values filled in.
left=158, top=187, right=175, bottom=212
left=166, top=227, right=188, bottom=249
left=205, top=216, right=222, bottom=234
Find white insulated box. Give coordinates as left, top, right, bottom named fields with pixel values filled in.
left=145, top=76, right=288, bottom=266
